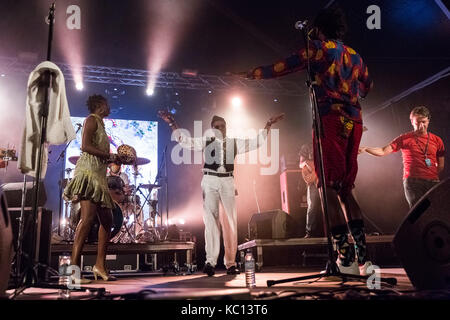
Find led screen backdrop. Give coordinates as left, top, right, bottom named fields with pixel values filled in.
left=65, top=117, right=158, bottom=220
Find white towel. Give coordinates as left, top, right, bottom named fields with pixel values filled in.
left=18, top=61, right=76, bottom=178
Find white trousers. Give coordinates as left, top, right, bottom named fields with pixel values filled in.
left=201, top=175, right=237, bottom=269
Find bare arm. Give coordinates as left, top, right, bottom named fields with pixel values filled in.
left=158, top=111, right=205, bottom=151
left=81, top=116, right=110, bottom=159
left=236, top=113, right=285, bottom=154
left=360, top=144, right=394, bottom=157
left=438, top=156, right=444, bottom=175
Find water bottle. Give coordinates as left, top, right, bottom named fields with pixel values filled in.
left=244, top=249, right=256, bottom=288
left=58, top=255, right=71, bottom=299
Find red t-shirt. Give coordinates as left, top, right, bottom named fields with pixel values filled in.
left=390, top=132, right=445, bottom=180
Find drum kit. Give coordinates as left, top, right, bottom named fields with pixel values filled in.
left=0, top=147, right=18, bottom=171
left=62, top=146, right=165, bottom=244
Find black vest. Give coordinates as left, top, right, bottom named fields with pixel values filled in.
left=203, top=137, right=237, bottom=172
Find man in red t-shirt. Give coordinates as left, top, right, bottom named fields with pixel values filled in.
left=360, top=106, right=445, bottom=208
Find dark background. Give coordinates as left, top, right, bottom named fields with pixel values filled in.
left=0, top=0, right=449, bottom=268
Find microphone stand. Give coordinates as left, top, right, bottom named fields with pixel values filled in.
left=266, top=22, right=397, bottom=287
left=11, top=3, right=105, bottom=299
left=56, top=124, right=81, bottom=235
left=253, top=180, right=261, bottom=213
left=154, top=145, right=168, bottom=239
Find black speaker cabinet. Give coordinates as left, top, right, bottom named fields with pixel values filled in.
left=280, top=169, right=306, bottom=215
left=0, top=187, right=13, bottom=297
left=393, top=178, right=450, bottom=290
left=9, top=207, right=52, bottom=279
left=248, top=209, right=301, bottom=240
left=1, top=181, right=47, bottom=208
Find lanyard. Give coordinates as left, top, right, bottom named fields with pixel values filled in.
left=414, top=132, right=430, bottom=157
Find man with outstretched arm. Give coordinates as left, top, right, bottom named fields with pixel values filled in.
left=159, top=111, right=284, bottom=276
left=360, top=106, right=445, bottom=208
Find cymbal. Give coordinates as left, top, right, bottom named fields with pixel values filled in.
left=139, top=184, right=160, bottom=190
left=68, top=156, right=80, bottom=165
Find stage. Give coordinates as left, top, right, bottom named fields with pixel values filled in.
left=7, top=266, right=416, bottom=300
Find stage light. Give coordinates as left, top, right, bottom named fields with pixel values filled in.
left=178, top=218, right=185, bottom=225
left=208, top=90, right=212, bottom=94
left=0, top=74, right=5, bottom=77
left=75, top=82, right=84, bottom=91
left=146, top=87, right=154, bottom=96
left=231, top=96, right=242, bottom=109
left=168, top=219, right=173, bottom=225
left=169, top=107, right=177, bottom=114
left=273, top=98, right=278, bottom=102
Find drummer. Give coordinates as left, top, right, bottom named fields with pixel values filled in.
left=108, top=163, right=130, bottom=192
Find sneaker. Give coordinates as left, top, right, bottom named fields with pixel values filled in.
left=336, top=259, right=360, bottom=275
left=359, top=261, right=375, bottom=276
left=226, top=266, right=240, bottom=275
left=203, top=263, right=215, bottom=276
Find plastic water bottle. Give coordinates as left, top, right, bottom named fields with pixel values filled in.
left=244, top=250, right=256, bottom=288
left=58, top=255, right=71, bottom=299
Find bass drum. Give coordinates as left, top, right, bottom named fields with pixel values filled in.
left=69, top=201, right=124, bottom=243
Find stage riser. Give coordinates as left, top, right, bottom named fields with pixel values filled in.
left=50, top=248, right=192, bottom=272
left=239, top=242, right=400, bottom=269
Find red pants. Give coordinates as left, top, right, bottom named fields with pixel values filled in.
left=313, top=113, right=363, bottom=198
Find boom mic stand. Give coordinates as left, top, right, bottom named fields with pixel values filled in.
left=11, top=3, right=105, bottom=299
left=56, top=123, right=82, bottom=235
left=267, top=21, right=396, bottom=287
left=155, top=145, right=168, bottom=239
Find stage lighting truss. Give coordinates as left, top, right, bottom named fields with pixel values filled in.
left=0, top=56, right=306, bottom=96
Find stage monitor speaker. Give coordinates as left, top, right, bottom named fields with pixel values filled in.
left=1, top=181, right=47, bottom=208
left=0, top=186, right=13, bottom=297
left=248, top=209, right=300, bottom=240
left=280, top=169, right=305, bottom=215
left=9, top=207, right=52, bottom=280
left=393, top=178, right=450, bottom=290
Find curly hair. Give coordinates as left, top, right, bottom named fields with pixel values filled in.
left=313, top=6, right=348, bottom=40
left=410, top=106, right=431, bottom=120
left=86, top=94, right=107, bottom=113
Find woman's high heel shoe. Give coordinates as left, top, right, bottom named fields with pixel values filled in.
left=92, top=265, right=117, bottom=281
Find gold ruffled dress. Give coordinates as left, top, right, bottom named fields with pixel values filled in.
left=63, top=114, right=114, bottom=209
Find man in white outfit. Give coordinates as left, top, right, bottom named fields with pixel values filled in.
left=159, top=111, right=284, bottom=276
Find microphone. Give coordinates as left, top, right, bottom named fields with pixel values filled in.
left=74, top=123, right=82, bottom=133
left=294, top=20, right=308, bottom=30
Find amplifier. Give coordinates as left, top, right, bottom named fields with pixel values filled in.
left=1, top=181, right=47, bottom=208
left=248, top=209, right=301, bottom=239
left=81, top=254, right=139, bottom=272
left=9, top=207, right=52, bottom=279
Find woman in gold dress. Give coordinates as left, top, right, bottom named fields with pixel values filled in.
left=64, top=94, right=117, bottom=281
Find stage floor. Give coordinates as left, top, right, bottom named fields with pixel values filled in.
left=7, top=267, right=417, bottom=300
